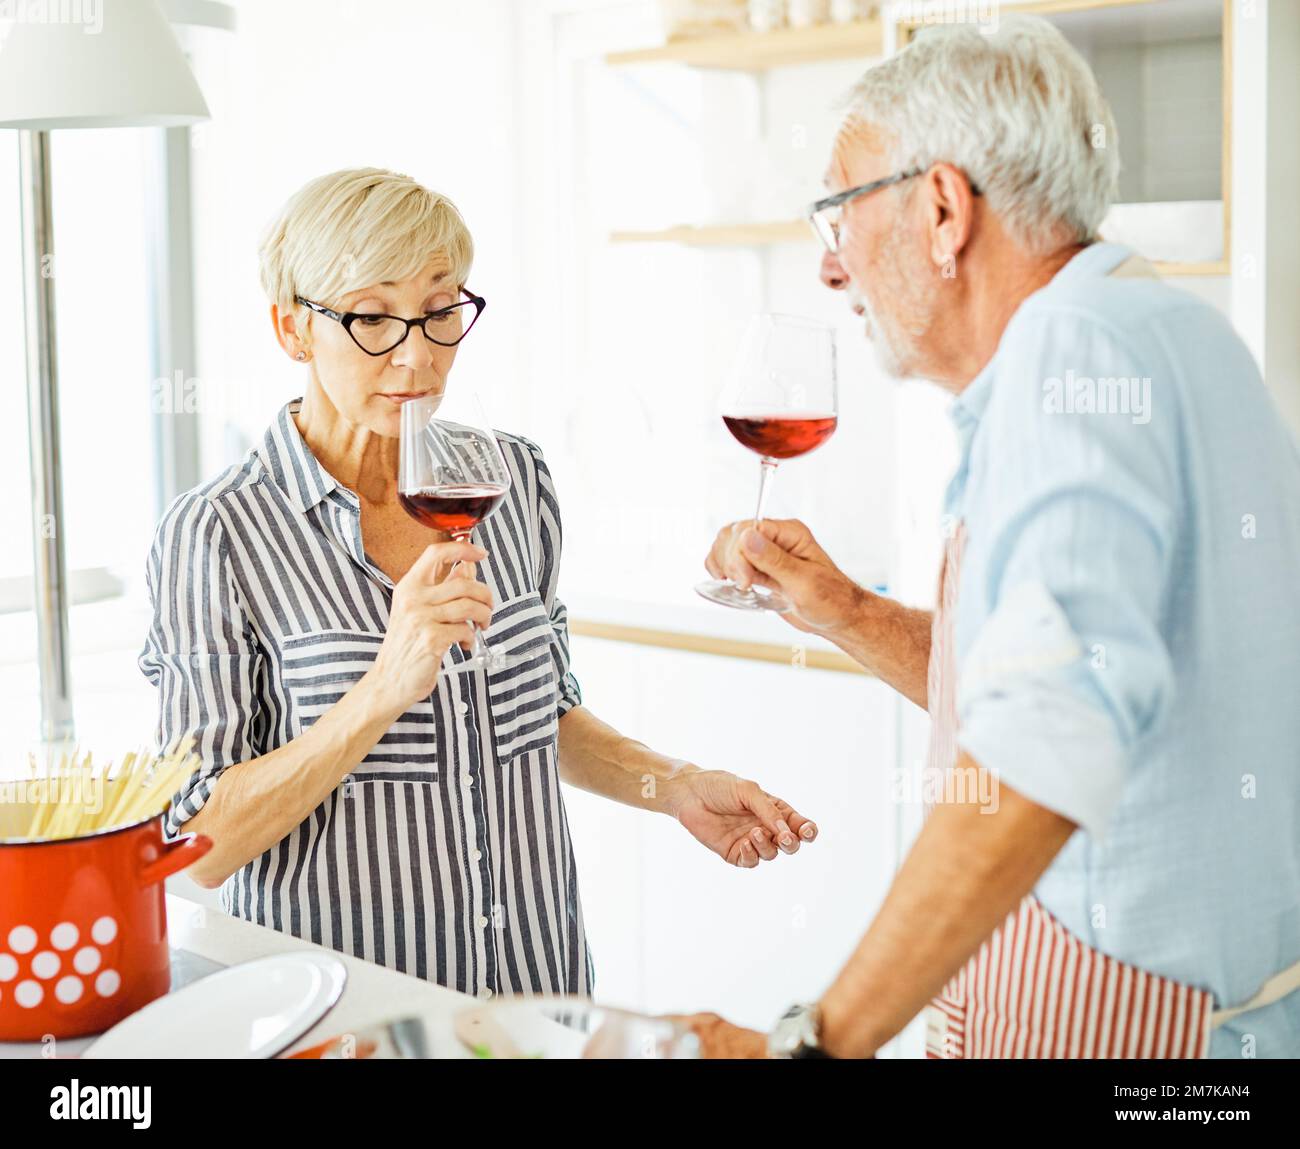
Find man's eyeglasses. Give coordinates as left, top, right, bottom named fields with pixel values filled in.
left=806, top=168, right=980, bottom=254
left=295, top=289, right=486, bottom=356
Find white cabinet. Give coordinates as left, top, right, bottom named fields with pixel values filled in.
left=563, top=632, right=900, bottom=1032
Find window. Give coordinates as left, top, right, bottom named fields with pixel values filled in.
left=0, top=127, right=161, bottom=759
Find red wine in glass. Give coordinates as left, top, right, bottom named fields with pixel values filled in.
left=398, top=393, right=521, bottom=672
left=723, top=414, right=838, bottom=460
left=399, top=483, right=508, bottom=535
left=696, top=314, right=838, bottom=613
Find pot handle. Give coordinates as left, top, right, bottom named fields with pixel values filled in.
left=138, top=832, right=213, bottom=887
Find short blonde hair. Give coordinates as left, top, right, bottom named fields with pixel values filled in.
left=258, top=167, right=474, bottom=339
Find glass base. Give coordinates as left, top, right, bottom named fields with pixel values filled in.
left=694, top=578, right=790, bottom=613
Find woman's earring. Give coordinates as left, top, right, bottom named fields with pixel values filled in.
left=295, top=351, right=307, bottom=361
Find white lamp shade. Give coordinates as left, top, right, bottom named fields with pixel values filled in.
left=0, top=0, right=209, bottom=129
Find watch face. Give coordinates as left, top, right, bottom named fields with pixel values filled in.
left=769, top=1004, right=820, bottom=1057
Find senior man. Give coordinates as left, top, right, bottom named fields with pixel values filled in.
left=691, top=17, right=1300, bottom=1059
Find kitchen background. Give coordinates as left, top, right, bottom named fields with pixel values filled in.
left=1, top=0, right=1296, bottom=1056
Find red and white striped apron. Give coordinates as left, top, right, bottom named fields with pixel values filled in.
left=922, top=522, right=1214, bottom=1058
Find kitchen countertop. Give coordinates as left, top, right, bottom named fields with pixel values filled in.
left=1, top=894, right=478, bottom=1059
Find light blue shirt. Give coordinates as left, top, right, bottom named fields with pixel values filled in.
left=946, top=242, right=1300, bottom=1058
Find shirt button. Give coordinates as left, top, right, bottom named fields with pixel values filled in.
left=477, top=915, right=489, bottom=929
left=479, top=987, right=494, bottom=1000
left=472, top=849, right=483, bottom=862
left=462, top=773, right=474, bottom=788
left=191, top=654, right=203, bottom=669
left=456, top=701, right=469, bottom=716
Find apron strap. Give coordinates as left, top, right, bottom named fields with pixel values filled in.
left=1211, top=955, right=1300, bottom=1028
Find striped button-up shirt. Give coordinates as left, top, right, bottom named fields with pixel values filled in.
left=139, top=399, right=592, bottom=998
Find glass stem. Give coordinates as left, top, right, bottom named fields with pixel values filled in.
left=452, top=529, right=493, bottom=663
left=752, top=456, right=779, bottom=529
left=467, top=625, right=493, bottom=664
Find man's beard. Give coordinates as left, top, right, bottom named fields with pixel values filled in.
left=852, top=221, right=937, bottom=380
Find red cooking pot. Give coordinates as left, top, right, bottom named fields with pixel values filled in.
left=0, top=809, right=211, bottom=1041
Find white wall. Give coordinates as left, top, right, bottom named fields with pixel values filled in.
left=184, top=0, right=529, bottom=472
left=1231, top=0, right=1300, bottom=435
left=565, top=634, right=899, bottom=1031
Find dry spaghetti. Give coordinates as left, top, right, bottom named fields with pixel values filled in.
left=20, top=740, right=199, bottom=841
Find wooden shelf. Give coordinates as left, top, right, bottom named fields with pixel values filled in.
left=1151, top=259, right=1229, bottom=277
left=570, top=618, right=867, bottom=674
left=610, top=221, right=809, bottom=246
left=611, top=221, right=1228, bottom=275
left=605, top=18, right=882, bottom=70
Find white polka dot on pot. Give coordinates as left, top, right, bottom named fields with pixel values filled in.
left=31, top=951, right=60, bottom=980
left=50, top=922, right=79, bottom=951
left=73, top=947, right=101, bottom=975
left=95, top=969, right=120, bottom=997
left=7, top=925, right=37, bottom=954
left=0, top=953, right=17, bottom=982
left=54, top=976, right=84, bottom=1004
left=14, top=980, right=43, bottom=1008
left=91, top=917, right=117, bottom=945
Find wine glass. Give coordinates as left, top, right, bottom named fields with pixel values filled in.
left=459, top=995, right=701, bottom=1059
left=695, top=313, right=838, bottom=612
left=398, top=387, right=521, bottom=672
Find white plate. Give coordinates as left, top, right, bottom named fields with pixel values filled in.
left=82, top=953, right=347, bottom=1059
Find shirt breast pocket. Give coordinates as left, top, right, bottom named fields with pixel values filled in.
left=483, top=591, right=560, bottom=763
left=280, top=627, right=439, bottom=783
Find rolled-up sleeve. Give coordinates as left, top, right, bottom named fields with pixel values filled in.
left=527, top=444, right=583, bottom=718
left=955, top=310, right=1179, bottom=839
left=138, top=491, right=262, bottom=837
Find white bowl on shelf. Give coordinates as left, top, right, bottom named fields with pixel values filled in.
left=1099, top=200, right=1223, bottom=264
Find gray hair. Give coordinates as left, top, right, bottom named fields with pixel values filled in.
left=842, top=15, right=1120, bottom=255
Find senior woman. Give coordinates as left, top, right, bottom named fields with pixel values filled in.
left=139, top=167, right=817, bottom=998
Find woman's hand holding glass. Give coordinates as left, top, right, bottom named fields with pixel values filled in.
left=367, top=539, right=495, bottom=712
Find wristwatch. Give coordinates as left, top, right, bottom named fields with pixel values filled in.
left=768, top=1002, right=833, bottom=1059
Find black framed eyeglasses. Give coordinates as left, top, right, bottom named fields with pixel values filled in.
left=295, top=289, right=486, bottom=356
left=807, top=167, right=981, bottom=254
